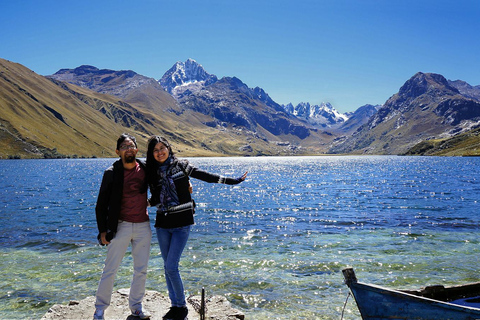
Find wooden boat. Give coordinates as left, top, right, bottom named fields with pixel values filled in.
left=342, top=268, right=480, bottom=320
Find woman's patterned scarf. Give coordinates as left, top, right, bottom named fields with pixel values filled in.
left=156, top=156, right=180, bottom=210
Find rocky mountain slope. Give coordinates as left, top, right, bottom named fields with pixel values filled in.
left=403, top=81, right=480, bottom=156
left=49, top=65, right=180, bottom=115
left=174, top=76, right=312, bottom=138
left=46, top=59, right=372, bottom=156
left=51, top=61, right=337, bottom=155
left=329, top=72, right=480, bottom=155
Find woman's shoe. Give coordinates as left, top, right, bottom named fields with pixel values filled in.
left=174, top=306, right=188, bottom=320
left=162, top=307, right=179, bottom=320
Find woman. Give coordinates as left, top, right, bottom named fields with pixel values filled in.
left=146, top=136, right=247, bottom=320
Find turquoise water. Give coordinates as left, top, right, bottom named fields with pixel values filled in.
left=0, top=156, right=479, bottom=319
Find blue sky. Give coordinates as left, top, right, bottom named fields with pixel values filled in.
left=1, top=0, right=479, bottom=113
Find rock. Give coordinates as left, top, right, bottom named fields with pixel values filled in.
left=238, top=144, right=253, bottom=152
left=41, top=289, right=244, bottom=320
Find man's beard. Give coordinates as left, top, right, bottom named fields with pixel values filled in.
left=124, top=154, right=136, bottom=163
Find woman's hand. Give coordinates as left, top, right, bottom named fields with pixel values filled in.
left=237, top=171, right=248, bottom=182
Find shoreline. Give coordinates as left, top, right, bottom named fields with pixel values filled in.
left=41, top=288, right=244, bottom=320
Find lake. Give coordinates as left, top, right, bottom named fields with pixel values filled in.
left=0, top=156, right=479, bottom=319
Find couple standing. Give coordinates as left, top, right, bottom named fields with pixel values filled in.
left=94, top=133, right=247, bottom=320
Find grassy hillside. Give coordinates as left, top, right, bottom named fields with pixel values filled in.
left=0, top=58, right=215, bottom=158
left=404, top=126, right=480, bottom=156
left=1, top=59, right=120, bottom=158
left=1, top=58, right=332, bottom=159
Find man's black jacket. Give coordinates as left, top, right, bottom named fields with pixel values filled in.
left=95, top=159, right=147, bottom=240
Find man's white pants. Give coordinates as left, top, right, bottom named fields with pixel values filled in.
left=95, top=221, right=152, bottom=312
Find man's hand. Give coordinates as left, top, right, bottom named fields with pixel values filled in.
left=100, top=232, right=110, bottom=245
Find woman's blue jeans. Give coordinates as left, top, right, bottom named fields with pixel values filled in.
left=156, top=225, right=191, bottom=307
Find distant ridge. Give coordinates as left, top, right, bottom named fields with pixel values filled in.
left=49, top=65, right=177, bottom=115
left=51, top=65, right=154, bottom=97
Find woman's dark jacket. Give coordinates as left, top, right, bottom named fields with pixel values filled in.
left=149, top=158, right=241, bottom=229
left=95, top=159, right=148, bottom=240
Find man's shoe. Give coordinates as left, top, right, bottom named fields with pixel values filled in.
left=93, top=309, right=105, bottom=320
left=174, top=306, right=188, bottom=320
left=131, top=309, right=151, bottom=319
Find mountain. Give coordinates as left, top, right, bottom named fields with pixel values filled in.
left=282, top=102, right=349, bottom=128
left=158, top=59, right=335, bottom=151
left=51, top=65, right=157, bottom=99
left=159, top=58, right=218, bottom=98
left=175, top=76, right=309, bottom=137
left=336, top=104, right=381, bottom=134
left=329, top=72, right=480, bottom=155
left=448, top=80, right=480, bottom=102
left=403, top=81, right=480, bottom=156
left=48, top=64, right=237, bottom=156
left=50, top=63, right=327, bottom=156
left=49, top=65, right=179, bottom=115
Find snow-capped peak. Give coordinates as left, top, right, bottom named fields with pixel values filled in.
left=159, top=58, right=217, bottom=93
left=282, top=102, right=349, bottom=127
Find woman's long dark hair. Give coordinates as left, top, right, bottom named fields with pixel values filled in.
left=146, top=135, right=176, bottom=185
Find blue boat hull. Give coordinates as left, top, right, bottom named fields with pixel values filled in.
left=343, top=268, right=480, bottom=320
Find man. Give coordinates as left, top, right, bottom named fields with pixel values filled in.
left=93, top=133, right=152, bottom=320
